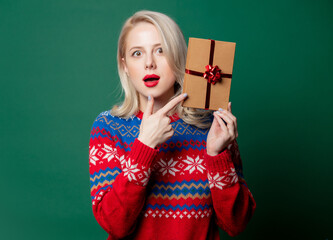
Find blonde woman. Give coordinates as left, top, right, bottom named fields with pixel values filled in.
left=89, top=10, right=256, bottom=240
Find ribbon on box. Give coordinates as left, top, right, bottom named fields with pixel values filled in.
left=185, top=39, right=232, bottom=109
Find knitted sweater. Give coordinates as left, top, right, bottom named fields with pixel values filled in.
left=89, top=110, right=256, bottom=240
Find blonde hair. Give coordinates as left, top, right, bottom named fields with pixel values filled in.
left=111, top=10, right=213, bottom=129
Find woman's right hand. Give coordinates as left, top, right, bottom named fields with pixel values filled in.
left=138, top=93, right=187, bottom=148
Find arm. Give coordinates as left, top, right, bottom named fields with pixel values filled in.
left=205, top=140, right=256, bottom=236
left=89, top=116, right=158, bottom=239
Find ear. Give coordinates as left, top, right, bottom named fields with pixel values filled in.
left=121, top=57, right=129, bottom=76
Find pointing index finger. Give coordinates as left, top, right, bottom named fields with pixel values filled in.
left=158, top=93, right=188, bottom=116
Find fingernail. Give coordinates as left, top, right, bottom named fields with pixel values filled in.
left=148, top=95, right=151, bottom=101
left=219, top=108, right=223, bottom=112
left=183, top=93, right=188, bottom=98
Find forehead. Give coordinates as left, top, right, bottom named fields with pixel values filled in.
left=126, top=22, right=161, bottom=48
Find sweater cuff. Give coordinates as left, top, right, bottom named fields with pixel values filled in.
left=205, top=148, right=235, bottom=172
left=128, top=138, right=159, bottom=168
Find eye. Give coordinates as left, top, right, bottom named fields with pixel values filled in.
left=156, top=47, right=163, bottom=54
left=132, top=50, right=142, bottom=57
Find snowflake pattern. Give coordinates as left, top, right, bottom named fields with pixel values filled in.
left=123, top=159, right=140, bottom=181
left=116, top=155, right=126, bottom=167
left=141, top=168, right=151, bottom=186
left=158, top=158, right=179, bottom=176
left=102, top=144, right=117, bottom=162
left=223, top=168, right=238, bottom=184
left=121, top=158, right=151, bottom=186
left=207, top=168, right=238, bottom=190
left=183, top=156, right=206, bottom=174
left=89, top=146, right=99, bottom=165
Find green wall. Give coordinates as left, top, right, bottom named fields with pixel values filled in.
left=1, top=0, right=332, bottom=239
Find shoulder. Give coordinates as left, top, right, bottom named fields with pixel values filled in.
left=92, top=110, right=138, bottom=124
left=91, top=110, right=141, bottom=134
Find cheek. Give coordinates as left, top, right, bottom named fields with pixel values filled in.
left=161, top=60, right=175, bottom=80
left=127, top=64, right=141, bottom=79
left=166, top=67, right=176, bottom=83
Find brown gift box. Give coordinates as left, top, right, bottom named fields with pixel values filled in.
left=182, top=37, right=236, bottom=111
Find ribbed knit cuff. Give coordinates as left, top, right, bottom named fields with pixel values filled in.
left=128, top=138, right=159, bottom=168
left=205, top=148, right=235, bottom=172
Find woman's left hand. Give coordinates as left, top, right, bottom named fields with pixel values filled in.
left=206, top=102, right=238, bottom=156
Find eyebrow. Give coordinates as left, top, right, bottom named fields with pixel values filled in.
left=129, top=43, right=162, bottom=52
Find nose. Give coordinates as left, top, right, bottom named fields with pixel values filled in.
left=145, top=53, right=156, bottom=70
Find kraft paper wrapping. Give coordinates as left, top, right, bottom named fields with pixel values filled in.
left=182, top=38, right=236, bottom=111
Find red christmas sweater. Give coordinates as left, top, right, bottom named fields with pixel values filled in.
left=89, top=110, right=256, bottom=240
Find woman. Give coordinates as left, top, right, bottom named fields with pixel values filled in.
left=89, top=10, right=256, bottom=240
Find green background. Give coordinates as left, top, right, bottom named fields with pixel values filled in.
left=1, top=0, right=332, bottom=239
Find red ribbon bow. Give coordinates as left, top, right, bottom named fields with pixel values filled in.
left=203, top=65, right=222, bottom=85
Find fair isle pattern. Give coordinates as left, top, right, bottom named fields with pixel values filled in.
left=150, top=153, right=209, bottom=177
left=207, top=168, right=239, bottom=190
left=102, top=144, right=117, bottom=162
left=142, top=179, right=212, bottom=219
left=97, top=111, right=140, bottom=137
left=172, top=121, right=209, bottom=137
left=143, top=206, right=213, bottom=219
left=89, top=145, right=99, bottom=165
left=89, top=141, right=151, bottom=188
left=95, top=113, right=209, bottom=138
left=144, top=203, right=211, bottom=212
left=183, top=156, right=206, bottom=173
left=122, top=158, right=151, bottom=186
left=89, top=111, right=256, bottom=239
left=89, top=142, right=120, bottom=166
left=158, top=158, right=180, bottom=176
left=90, top=167, right=121, bottom=194
left=89, top=111, right=254, bottom=231
left=90, top=135, right=244, bottom=194
left=94, top=112, right=209, bottom=152
left=148, top=179, right=211, bottom=200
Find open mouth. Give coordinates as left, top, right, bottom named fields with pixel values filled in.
left=143, top=74, right=160, bottom=82
left=143, top=74, right=160, bottom=87
left=144, top=77, right=160, bottom=82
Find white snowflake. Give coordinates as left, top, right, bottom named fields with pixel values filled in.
left=102, top=144, right=117, bottom=162
left=116, top=155, right=126, bottom=167
left=158, top=158, right=179, bottom=176
left=141, top=168, right=151, bottom=186
left=207, top=169, right=238, bottom=189
left=183, top=156, right=206, bottom=174
left=89, top=146, right=99, bottom=165
left=123, top=159, right=140, bottom=181
left=228, top=168, right=238, bottom=184
left=207, top=172, right=227, bottom=190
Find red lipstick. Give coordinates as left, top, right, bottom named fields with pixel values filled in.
left=143, top=74, right=160, bottom=87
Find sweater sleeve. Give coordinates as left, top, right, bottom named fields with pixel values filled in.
left=89, top=114, right=159, bottom=239
left=204, top=140, right=256, bottom=237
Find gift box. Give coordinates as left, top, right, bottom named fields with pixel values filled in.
left=182, top=37, right=236, bottom=111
